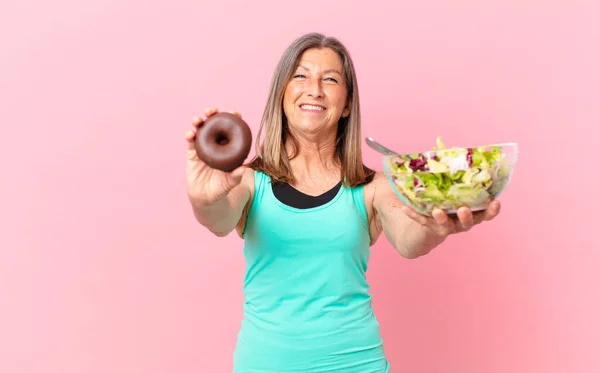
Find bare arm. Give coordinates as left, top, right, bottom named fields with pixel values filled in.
left=371, top=173, right=446, bottom=259
left=371, top=172, right=502, bottom=258
left=188, top=167, right=253, bottom=237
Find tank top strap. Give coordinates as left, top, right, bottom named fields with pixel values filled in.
left=251, top=169, right=270, bottom=207
left=346, top=180, right=369, bottom=223
left=242, top=170, right=269, bottom=238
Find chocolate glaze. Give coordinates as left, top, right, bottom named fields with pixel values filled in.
left=195, top=112, right=252, bottom=172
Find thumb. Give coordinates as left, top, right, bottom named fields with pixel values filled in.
left=224, top=165, right=247, bottom=189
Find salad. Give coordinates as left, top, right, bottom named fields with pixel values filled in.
left=385, top=137, right=513, bottom=214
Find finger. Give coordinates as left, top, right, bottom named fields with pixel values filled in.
left=483, top=200, right=501, bottom=221
left=471, top=210, right=487, bottom=225
left=432, top=208, right=456, bottom=235
left=229, top=165, right=246, bottom=183
left=204, top=107, right=218, bottom=118
left=456, top=206, right=474, bottom=230
left=185, top=129, right=196, bottom=146
left=229, top=110, right=242, bottom=119
left=223, top=166, right=247, bottom=191
left=432, top=208, right=449, bottom=225
left=192, top=116, right=204, bottom=128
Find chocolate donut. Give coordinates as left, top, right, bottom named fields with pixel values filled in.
left=194, top=112, right=252, bottom=172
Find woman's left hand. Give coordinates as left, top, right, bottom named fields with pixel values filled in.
left=401, top=200, right=501, bottom=238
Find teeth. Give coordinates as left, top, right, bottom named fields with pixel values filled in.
left=301, top=104, right=325, bottom=111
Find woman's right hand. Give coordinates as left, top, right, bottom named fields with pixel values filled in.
left=185, top=107, right=247, bottom=206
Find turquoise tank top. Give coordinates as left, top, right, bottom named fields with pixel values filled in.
left=232, top=170, right=390, bottom=373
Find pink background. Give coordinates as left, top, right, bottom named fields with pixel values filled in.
left=1, top=1, right=598, bottom=372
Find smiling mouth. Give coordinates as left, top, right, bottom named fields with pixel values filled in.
left=299, top=104, right=326, bottom=112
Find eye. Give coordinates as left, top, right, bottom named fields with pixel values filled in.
left=324, top=77, right=338, bottom=83
left=293, top=74, right=306, bottom=79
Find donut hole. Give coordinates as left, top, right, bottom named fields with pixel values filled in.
left=215, top=132, right=230, bottom=146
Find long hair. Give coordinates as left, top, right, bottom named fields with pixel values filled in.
left=247, top=32, right=375, bottom=187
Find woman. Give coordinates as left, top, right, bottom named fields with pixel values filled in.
left=185, top=33, right=501, bottom=373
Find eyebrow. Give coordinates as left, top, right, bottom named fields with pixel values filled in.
left=297, top=65, right=343, bottom=76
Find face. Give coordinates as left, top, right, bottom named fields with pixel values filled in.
left=282, top=47, right=350, bottom=137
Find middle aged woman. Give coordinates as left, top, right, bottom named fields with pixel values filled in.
left=185, top=32, right=501, bottom=373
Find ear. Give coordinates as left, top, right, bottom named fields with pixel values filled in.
left=342, top=103, right=351, bottom=117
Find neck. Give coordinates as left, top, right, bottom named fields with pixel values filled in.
left=286, top=130, right=340, bottom=182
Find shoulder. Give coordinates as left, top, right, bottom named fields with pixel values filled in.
left=363, top=171, right=395, bottom=215
left=241, top=166, right=257, bottom=195
left=365, top=170, right=405, bottom=216
left=240, top=166, right=269, bottom=209
left=363, top=171, right=389, bottom=203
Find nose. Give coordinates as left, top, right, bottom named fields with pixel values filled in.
left=305, top=77, right=323, bottom=97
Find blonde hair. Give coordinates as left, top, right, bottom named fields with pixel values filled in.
left=248, top=32, right=375, bottom=187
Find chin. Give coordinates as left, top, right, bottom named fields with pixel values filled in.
left=294, top=121, right=329, bottom=134
left=292, top=116, right=337, bottom=130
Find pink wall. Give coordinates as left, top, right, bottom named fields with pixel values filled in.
left=1, top=1, right=598, bottom=372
